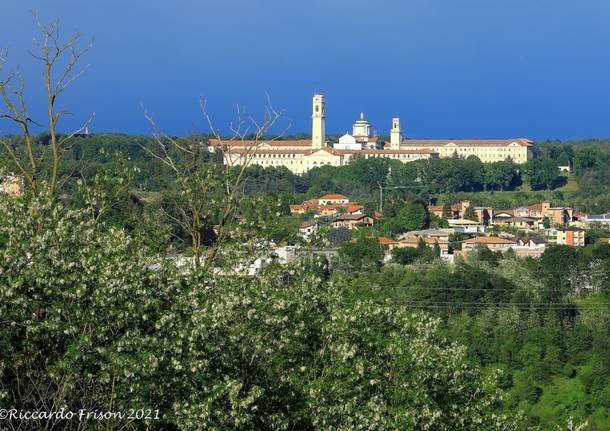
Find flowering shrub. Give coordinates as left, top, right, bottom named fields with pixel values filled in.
left=0, top=194, right=520, bottom=430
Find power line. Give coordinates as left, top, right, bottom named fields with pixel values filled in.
left=374, top=286, right=604, bottom=292
left=385, top=300, right=609, bottom=308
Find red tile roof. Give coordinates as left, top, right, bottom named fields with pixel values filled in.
left=224, top=148, right=313, bottom=155
left=402, top=139, right=533, bottom=147
left=400, top=235, right=448, bottom=245
left=209, top=138, right=312, bottom=147
left=463, top=236, right=517, bottom=245
left=378, top=236, right=398, bottom=245
left=300, top=221, right=317, bottom=229
left=333, top=148, right=437, bottom=155
left=320, top=194, right=348, bottom=200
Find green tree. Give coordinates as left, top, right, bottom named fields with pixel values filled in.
left=464, top=205, right=479, bottom=222
left=328, top=227, right=353, bottom=247
left=442, top=202, right=452, bottom=218
left=524, top=159, right=561, bottom=191
left=337, top=237, right=384, bottom=271
left=306, top=300, right=521, bottom=430
left=386, top=201, right=430, bottom=235
left=392, top=246, right=422, bottom=265
left=484, top=161, right=519, bottom=191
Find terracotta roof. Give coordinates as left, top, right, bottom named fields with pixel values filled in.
left=402, top=229, right=451, bottom=238
left=209, top=138, right=312, bottom=147
left=496, top=217, right=538, bottom=223
left=463, top=236, right=517, bottom=245
left=518, top=237, right=546, bottom=245
left=320, top=193, right=348, bottom=200
left=378, top=236, right=398, bottom=245
left=224, top=145, right=437, bottom=157
left=558, top=227, right=585, bottom=232
left=335, top=214, right=371, bottom=221
left=346, top=204, right=364, bottom=213
left=225, top=148, right=313, bottom=155
left=402, top=138, right=533, bottom=147
left=450, top=219, right=480, bottom=225
left=335, top=148, right=437, bottom=155
left=400, top=235, right=448, bottom=245
left=300, top=221, right=317, bottom=229
left=374, top=211, right=384, bottom=218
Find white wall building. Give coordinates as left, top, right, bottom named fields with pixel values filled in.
left=209, top=94, right=532, bottom=173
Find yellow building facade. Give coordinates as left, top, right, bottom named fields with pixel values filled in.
left=399, top=139, right=533, bottom=164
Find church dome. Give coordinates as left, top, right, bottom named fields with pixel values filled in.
left=354, top=112, right=369, bottom=123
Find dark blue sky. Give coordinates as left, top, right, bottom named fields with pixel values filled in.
left=3, top=0, right=610, bottom=139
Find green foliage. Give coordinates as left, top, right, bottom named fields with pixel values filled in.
left=524, top=158, right=565, bottom=191
left=327, top=227, right=352, bottom=247
left=464, top=205, right=479, bottom=222
left=307, top=300, right=519, bottom=430
left=383, top=201, right=430, bottom=235
left=0, top=193, right=527, bottom=430
left=336, top=237, right=383, bottom=271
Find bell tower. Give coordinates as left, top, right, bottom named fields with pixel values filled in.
left=390, top=117, right=402, bottom=150
left=312, top=94, right=326, bottom=149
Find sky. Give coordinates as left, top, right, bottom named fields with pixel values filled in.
left=2, top=0, right=610, bottom=140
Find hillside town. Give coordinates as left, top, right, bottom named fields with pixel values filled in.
left=280, top=192, right=609, bottom=266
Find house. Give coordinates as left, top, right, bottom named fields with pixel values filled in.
left=397, top=235, right=450, bottom=254
left=496, top=202, right=572, bottom=226
left=556, top=227, right=585, bottom=247
left=399, top=229, right=452, bottom=242
left=429, top=200, right=472, bottom=220
left=290, top=194, right=365, bottom=218
left=429, top=201, right=492, bottom=224
left=331, top=214, right=374, bottom=230
left=474, top=207, right=494, bottom=225
left=493, top=210, right=515, bottom=221
left=569, top=211, right=587, bottom=229
left=585, top=213, right=610, bottom=227
left=545, top=206, right=573, bottom=225
left=345, top=204, right=364, bottom=215
left=517, top=237, right=546, bottom=247
left=462, top=236, right=517, bottom=251
left=448, top=219, right=486, bottom=234
left=493, top=216, right=541, bottom=231
left=299, top=221, right=318, bottom=237
left=319, top=193, right=349, bottom=206
left=289, top=199, right=320, bottom=214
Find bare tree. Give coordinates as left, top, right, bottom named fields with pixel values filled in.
left=0, top=16, right=94, bottom=195
left=142, top=96, right=290, bottom=270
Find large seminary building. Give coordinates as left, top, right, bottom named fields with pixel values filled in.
left=209, top=95, right=532, bottom=174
